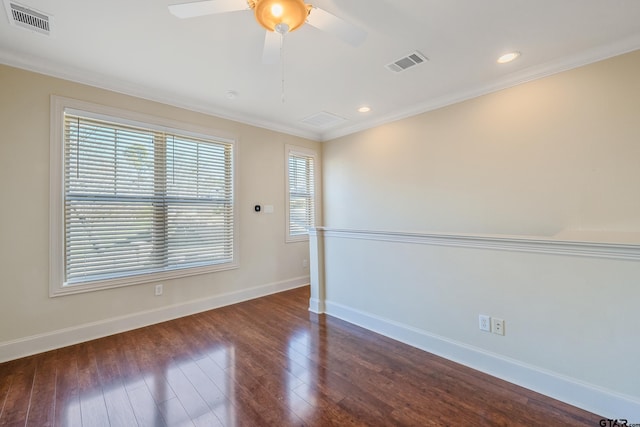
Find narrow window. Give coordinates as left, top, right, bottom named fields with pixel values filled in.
left=286, top=145, right=317, bottom=242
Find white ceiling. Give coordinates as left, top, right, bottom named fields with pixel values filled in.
left=1, top=0, right=640, bottom=141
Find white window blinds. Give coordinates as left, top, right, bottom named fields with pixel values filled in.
left=287, top=151, right=315, bottom=237
left=63, top=113, right=234, bottom=285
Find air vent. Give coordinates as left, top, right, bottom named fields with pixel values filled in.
left=3, top=0, right=52, bottom=35
left=301, top=111, right=347, bottom=128
left=386, top=51, right=428, bottom=73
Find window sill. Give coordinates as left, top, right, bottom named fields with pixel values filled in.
left=50, top=261, right=238, bottom=297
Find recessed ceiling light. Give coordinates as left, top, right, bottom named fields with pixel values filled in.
left=497, top=52, right=520, bottom=64
left=358, top=106, right=371, bottom=113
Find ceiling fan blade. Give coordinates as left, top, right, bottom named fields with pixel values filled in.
left=306, top=7, right=367, bottom=46
left=168, top=0, right=249, bottom=19
left=262, top=31, right=281, bottom=65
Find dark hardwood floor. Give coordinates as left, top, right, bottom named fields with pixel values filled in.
left=0, top=286, right=601, bottom=426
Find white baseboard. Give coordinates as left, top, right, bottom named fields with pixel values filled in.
left=325, top=300, right=640, bottom=420
left=0, top=277, right=309, bottom=363
left=308, top=297, right=325, bottom=314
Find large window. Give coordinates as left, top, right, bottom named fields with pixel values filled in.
left=285, top=145, right=317, bottom=242
left=50, top=97, right=236, bottom=296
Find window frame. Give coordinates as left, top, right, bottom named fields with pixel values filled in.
left=49, top=96, right=238, bottom=297
left=285, top=144, right=318, bottom=243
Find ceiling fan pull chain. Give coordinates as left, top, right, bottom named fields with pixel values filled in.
left=280, top=31, right=286, bottom=103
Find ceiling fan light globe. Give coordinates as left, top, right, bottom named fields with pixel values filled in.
left=271, top=4, right=283, bottom=17
left=254, top=0, right=309, bottom=32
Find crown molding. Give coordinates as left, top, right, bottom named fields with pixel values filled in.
left=2, top=32, right=639, bottom=144
left=321, top=35, right=640, bottom=142
left=0, top=48, right=322, bottom=142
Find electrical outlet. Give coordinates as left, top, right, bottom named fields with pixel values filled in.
left=492, top=318, right=505, bottom=336
left=155, top=284, right=163, bottom=296
left=303, top=259, right=308, bottom=268
left=479, top=314, right=491, bottom=332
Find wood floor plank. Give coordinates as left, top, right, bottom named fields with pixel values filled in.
left=191, top=410, right=224, bottom=427
left=226, top=369, right=305, bottom=427
left=115, top=332, right=151, bottom=392
left=126, top=383, right=168, bottom=427
left=0, top=286, right=603, bottom=426
left=164, top=363, right=213, bottom=422
left=290, top=389, right=358, bottom=427
left=76, top=342, right=110, bottom=427
left=156, top=397, right=194, bottom=427
left=53, top=346, right=82, bottom=427
left=25, top=352, right=58, bottom=427
left=102, top=385, right=137, bottom=427
left=178, top=359, right=226, bottom=411
left=115, top=332, right=170, bottom=426
left=0, top=360, right=15, bottom=422
left=193, top=356, right=230, bottom=398
left=93, top=340, right=138, bottom=427
left=0, top=357, right=36, bottom=425
left=128, top=328, right=177, bottom=405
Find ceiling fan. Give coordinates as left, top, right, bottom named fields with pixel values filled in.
left=168, top=0, right=367, bottom=64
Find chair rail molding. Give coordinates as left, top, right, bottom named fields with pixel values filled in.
left=312, top=227, right=640, bottom=261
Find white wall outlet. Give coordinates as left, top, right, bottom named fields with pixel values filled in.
left=303, top=259, right=308, bottom=268
left=479, top=314, right=491, bottom=332
left=155, top=284, right=163, bottom=296
left=492, top=318, right=505, bottom=336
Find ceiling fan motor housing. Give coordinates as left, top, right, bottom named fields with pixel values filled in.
left=252, top=0, right=310, bottom=32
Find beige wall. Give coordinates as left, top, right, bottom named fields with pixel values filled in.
left=323, top=50, right=640, bottom=238
left=0, top=64, right=321, bottom=345
left=318, top=50, right=640, bottom=414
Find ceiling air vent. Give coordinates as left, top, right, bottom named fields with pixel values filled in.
left=386, top=51, right=428, bottom=73
left=301, top=111, right=347, bottom=128
left=3, top=0, right=52, bottom=35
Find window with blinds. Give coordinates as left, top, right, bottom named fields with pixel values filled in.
left=286, top=146, right=317, bottom=241
left=53, top=103, right=235, bottom=293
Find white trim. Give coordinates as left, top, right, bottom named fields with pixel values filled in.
left=308, top=297, right=325, bottom=314
left=51, top=263, right=241, bottom=297
left=0, top=276, right=309, bottom=363
left=308, top=228, right=325, bottom=314
left=324, top=300, right=640, bottom=419
left=49, top=95, right=65, bottom=297
left=49, top=95, right=240, bottom=296
left=314, top=227, right=640, bottom=261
